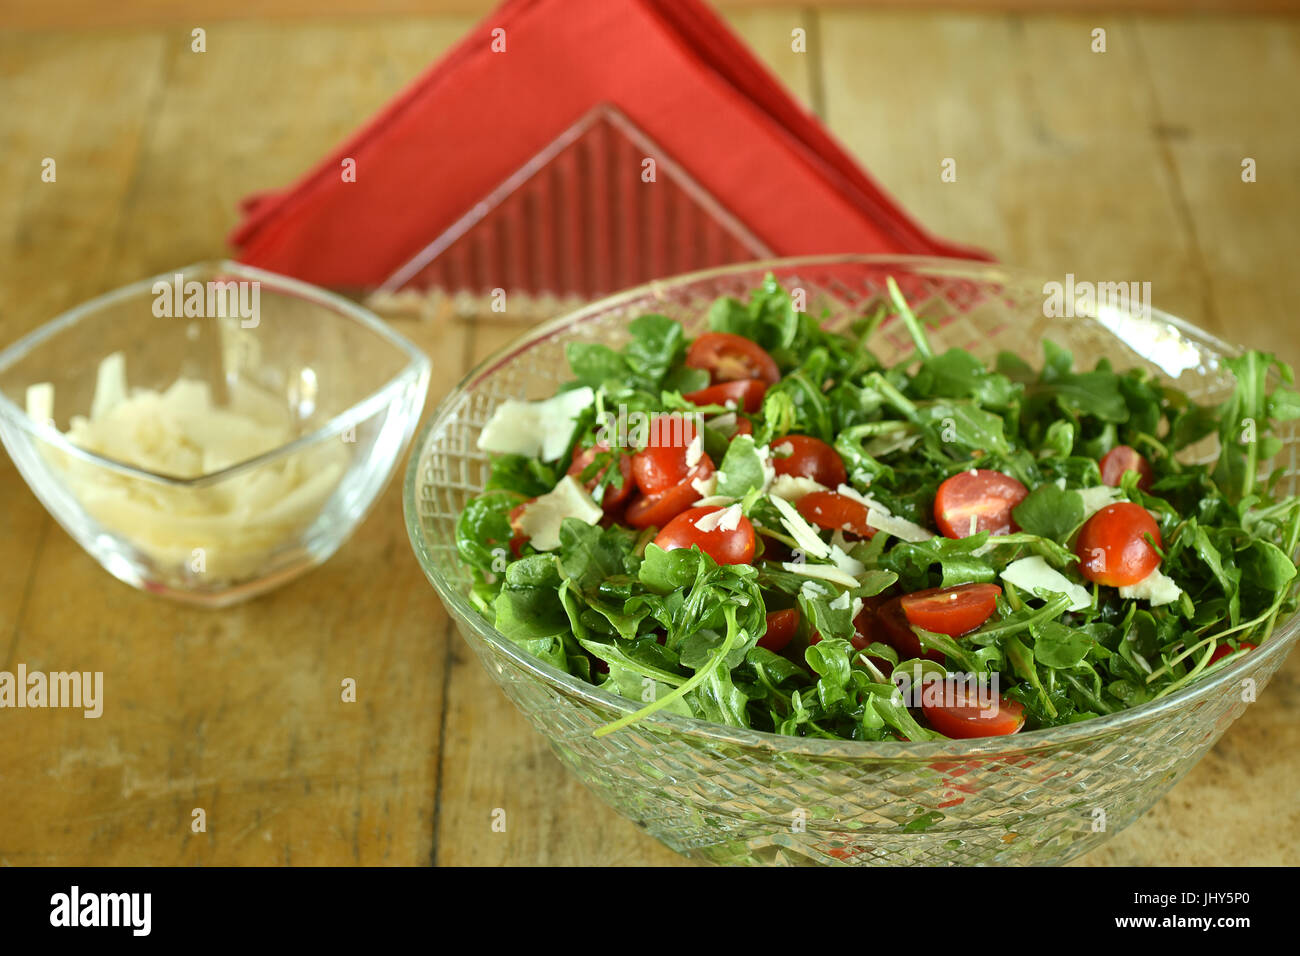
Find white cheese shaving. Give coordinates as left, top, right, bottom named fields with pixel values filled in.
left=30, top=354, right=349, bottom=580
left=851, top=597, right=864, bottom=620
left=800, top=580, right=829, bottom=599
left=90, top=351, right=127, bottom=420
left=26, top=382, right=54, bottom=427
left=829, top=591, right=851, bottom=611
left=693, top=495, right=735, bottom=508
left=1079, top=485, right=1124, bottom=520
left=771, top=494, right=830, bottom=559
left=1118, top=567, right=1183, bottom=607
left=684, top=432, right=703, bottom=469
left=828, top=544, right=866, bottom=576
left=767, top=474, right=827, bottom=502
left=693, top=503, right=743, bottom=533
left=1001, top=556, right=1092, bottom=611
left=690, top=472, right=718, bottom=499
left=477, top=386, right=595, bottom=461
left=516, top=475, right=602, bottom=551
left=782, top=562, right=861, bottom=590
left=866, top=507, right=933, bottom=543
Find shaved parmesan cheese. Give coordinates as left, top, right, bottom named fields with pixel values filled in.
left=694, top=503, right=743, bottom=533
left=829, top=544, right=866, bottom=577
left=866, top=508, right=933, bottom=543
left=33, top=353, right=349, bottom=582
left=1079, top=485, right=1124, bottom=520
left=782, top=562, right=861, bottom=590
left=829, top=590, right=851, bottom=610
left=771, top=494, right=830, bottom=559
left=90, top=351, right=127, bottom=420
left=685, top=434, right=703, bottom=470
left=1001, top=557, right=1092, bottom=611
left=26, top=382, right=54, bottom=427
left=690, top=472, right=718, bottom=499
left=851, top=597, right=864, bottom=620
left=1118, top=567, right=1183, bottom=607
left=693, top=495, right=735, bottom=508
left=517, top=475, right=602, bottom=550
left=477, top=386, right=594, bottom=461
left=768, top=474, right=827, bottom=502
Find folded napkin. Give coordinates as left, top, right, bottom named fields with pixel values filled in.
left=230, top=0, right=988, bottom=296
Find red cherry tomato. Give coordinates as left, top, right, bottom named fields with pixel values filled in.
left=759, top=608, right=799, bottom=652
left=771, top=435, right=848, bottom=488
left=875, top=597, right=945, bottom=663
left=1100, top=444, right=1155, bottom=492
left=567, top=441, right=633, bottom=509
left=653, top=505, right=756, bottom=566
left=899, top=584, right=1002, bottom=637
left=934, top=469, right=1029, bottom=538
left=631, top=414, right=702, bottom=495
left=796, top=491, right=875, bottom=538
left=1075, top=502, right=1162, bottom=587
left=683, top=379, right=768, bottom=414
left=624, top=458, right=715, bottom=529
left=1209, top=641, right=1257, bottom=665
left=686, top=332, right=781, bottom=385
left=507, top=500, right=532, bottom=558
left=920, top=678, right=1026, bottom=739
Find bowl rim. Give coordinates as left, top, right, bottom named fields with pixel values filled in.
left=0, top=260, right=432, bottom=488
left=404, top=253, right=1299, bottom=759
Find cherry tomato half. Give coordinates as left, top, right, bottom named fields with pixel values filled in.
left=759, top=608, right=800, bottom=652
left=1100, top=444, right=1155, bottom=492
left=1075, top=502, right=1162, bottom=587
left=796, top=491, right=875, bottom=538
left=683, top=378, right=768, bottom=414
left=875, top=597, right=945, bottom=663
left=1209, top=641, right=1257, bottom=665
left=920, top=678, right=1026, bottom=739
left=567, top=441, right=633, bottom=509
left=632, top=414, right=702, bottom=495
left=899, top=583, right=1002, bottom=637
left=653, top=505, right=756, bottom=566
left=686, top=332, right=781, bottom=385
left=624, top=457, right=715, bottom=529
left=507, top=500, right=532, bottom=558
left=771, top=435, right=848, bottom=488
left=934, top=469, right=1029, bottom=538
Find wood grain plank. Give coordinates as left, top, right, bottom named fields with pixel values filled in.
left=5, top=1, right=1299, bottom=33
left=0, top=21, right=473, bottom=866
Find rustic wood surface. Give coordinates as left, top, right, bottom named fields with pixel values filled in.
left=0, top=9, right=1296, bottom=866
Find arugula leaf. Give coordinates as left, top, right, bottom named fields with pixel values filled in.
left=1012, top=485, right=1084, bottom=542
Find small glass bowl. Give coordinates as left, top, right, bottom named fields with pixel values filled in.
left=405, top=255, right=1299, bottom=866
left=0, top=261, right=430, bottom=607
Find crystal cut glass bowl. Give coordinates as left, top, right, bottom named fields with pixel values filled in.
left=404, top=256, right=1298, bottom=865
left=0, top=261, right=430, bottom=606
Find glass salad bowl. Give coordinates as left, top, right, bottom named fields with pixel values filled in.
left=0, top=261, right=430, bottom=607
left=403, top=255, right=1299, bottom=866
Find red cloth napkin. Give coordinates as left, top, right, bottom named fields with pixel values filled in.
left=230, top=0, right=988, bottom=292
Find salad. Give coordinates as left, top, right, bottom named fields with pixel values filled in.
left=457, top=276, right=1300, bottom=742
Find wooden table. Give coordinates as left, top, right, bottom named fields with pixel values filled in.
left=1, top=9, right=1297, bottom=866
